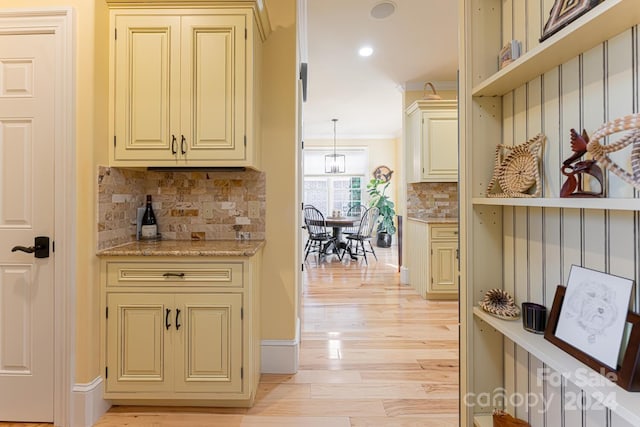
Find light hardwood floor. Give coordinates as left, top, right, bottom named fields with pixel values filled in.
left=3, top=246, right=460, bottom=426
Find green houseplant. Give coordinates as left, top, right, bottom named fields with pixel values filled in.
left=367, top=178, right=396, bottom=247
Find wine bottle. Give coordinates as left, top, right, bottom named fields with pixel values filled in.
left=140, top=195, right=158, bottom=240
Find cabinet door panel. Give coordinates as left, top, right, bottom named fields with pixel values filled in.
left=106, top=293, right=173, bottom=392
left=430, top=241, right=457, bottom=293
left=405, top=101, right=458, bottom=183
left=421, top=112, right=458, bottom=180
left=174, top=293, right=243, bottom=393
left=114, top=15, right=180, bottom=161
left=181, top=15, right=246, bottom=161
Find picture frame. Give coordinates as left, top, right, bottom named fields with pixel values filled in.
left=554, top=265, right=633, bottom=368
left=545, top=279, right=640, bottom=391
left=540, top=0, right=602, bottom=42
left=498, top=40, right=521, bottom=70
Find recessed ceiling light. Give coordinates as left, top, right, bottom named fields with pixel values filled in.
left=370, top=1, right=396, bottom=20
left=358, top=46, right=373, bottom=57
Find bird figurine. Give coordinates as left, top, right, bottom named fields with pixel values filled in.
left=560, top=129, right=603, bottom=197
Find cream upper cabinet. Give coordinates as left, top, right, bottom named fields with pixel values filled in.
left=109, top=8, right=261, bottom=168
left=405, top=100, right=458, bottom=182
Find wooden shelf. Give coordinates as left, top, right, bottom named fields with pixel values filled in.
left=473, top=307, right=640, bottom=426
left=472, top=197, right=640, bottom=211
left=473, top=414, right=492, bottom=427
left=472, top=0, right=640, bottom=97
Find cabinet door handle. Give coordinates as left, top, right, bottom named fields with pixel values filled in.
left=181, top=135, right=186, bottom=155
left=171, top=134, right=177, bottom=155
left=175, top=308, right=181, bottom=331
left=165, top=308, right=172, bottom=330
left=163, top=272, right=185, bottom=278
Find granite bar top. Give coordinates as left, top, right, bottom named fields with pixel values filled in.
left=406, top=217, right=458, bottom=224
left=97, top=240, right=265, bottom=257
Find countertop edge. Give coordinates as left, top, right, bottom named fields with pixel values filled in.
left=96, top=240, right=266, bottom=257
left=406, top=217, right=458, bottom=224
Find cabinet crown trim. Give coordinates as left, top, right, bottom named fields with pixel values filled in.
left=405, top=99, right=457, bottom=115
left=106, top=0, right=271, bottom=40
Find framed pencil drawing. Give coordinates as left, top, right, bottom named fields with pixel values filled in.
left=540, top=0, right=602, bottom=42
left=545, top=285, right=640, bottom=391
left=553, top=265, right=633, bottom=369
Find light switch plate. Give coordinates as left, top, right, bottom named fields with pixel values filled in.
left=202, top=202, right=215, bottom=219
left=248, top=201, right=260, bottom=218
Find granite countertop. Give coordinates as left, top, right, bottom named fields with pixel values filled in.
left=97, top=240, right=265, bottom=257
left=407, top=217, right=458, bottom=224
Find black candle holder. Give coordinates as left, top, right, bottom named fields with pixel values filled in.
left=522, top=302, right=546, bottom=334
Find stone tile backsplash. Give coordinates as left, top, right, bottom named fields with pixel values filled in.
left=407, top=182, right=458, bottom=220
left=97, top=166, right=265, bottom=250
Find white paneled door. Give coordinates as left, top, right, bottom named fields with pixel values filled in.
left=0, top=31, right=55, bottom=422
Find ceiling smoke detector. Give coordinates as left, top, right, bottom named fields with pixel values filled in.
left=370, top=1, right=396, bottom=20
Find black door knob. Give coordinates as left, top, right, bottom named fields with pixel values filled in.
left=11, top=245, right=35, bottom=253
left=11, top=236, right=50, bottom=258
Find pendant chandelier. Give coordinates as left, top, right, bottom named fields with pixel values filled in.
left=325, top=118, right=345, bottom=174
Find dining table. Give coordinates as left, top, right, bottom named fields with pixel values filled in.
left=306, top=215, right=360, bottom=257
left=323, top=216, right=360, bottom=243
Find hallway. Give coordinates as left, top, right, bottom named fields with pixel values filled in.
left=94, top=247, right=460, bottom=425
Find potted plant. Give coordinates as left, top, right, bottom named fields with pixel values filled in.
left=367, top=178, right=396, bottom=247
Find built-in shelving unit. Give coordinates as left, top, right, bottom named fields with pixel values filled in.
left=472, top=0, right=640, bottom=97
left=474, top=307, right=640, bottom=425
left=460, top=0, right=640, bottom=426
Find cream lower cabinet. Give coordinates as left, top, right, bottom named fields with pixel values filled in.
left=108, top=6, right=263, bottom=168
left=428, top=226, right=458, bottom=299
left=405, top=220, right=458, bottom=300
left=101, top=256, right=260, bottom=406
left=405, top=100, right=458, bottom=183
left=106, top=293, right=242, bottom=394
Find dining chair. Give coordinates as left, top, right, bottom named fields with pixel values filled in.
left=342, top=203, right=363, bottom=236
left=342, top=206, right=379, bottom=264
left=303, top=205, right=340, bottom=263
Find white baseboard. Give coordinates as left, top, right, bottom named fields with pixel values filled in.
left=72, top=377, right=110, bottom=427
left=261, top=317, right=300, bottom=374
left=261, top=340, right=299, bottom=373
left=400, top=266, right=409, bottom=285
